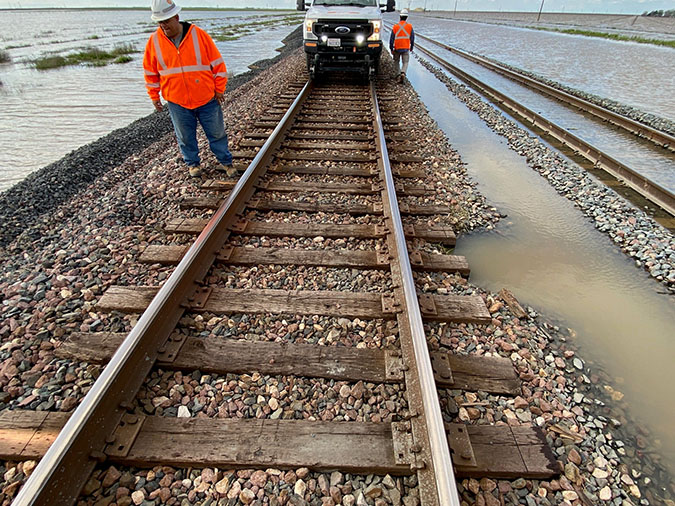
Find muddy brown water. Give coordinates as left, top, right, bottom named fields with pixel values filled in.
left=407, top=57, right=675, bottom=476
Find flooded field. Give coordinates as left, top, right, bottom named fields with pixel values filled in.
left=431, top=11, right=675, bottom=40
left=0, top=9, right=301, bottom=192
left=395, top=11, right=675, bottom=123
left=419, top=39, right=675, bottom=193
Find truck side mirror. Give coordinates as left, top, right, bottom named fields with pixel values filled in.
left=385, top=0, right=396, bottom=12
left=296, top=0, right=306, bottom=11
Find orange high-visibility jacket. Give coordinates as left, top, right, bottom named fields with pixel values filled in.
left=143, top=24, right=227, bottom=110
left=392, top=21, right=413, bottom=50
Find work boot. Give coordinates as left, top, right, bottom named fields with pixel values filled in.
left=188, top=166, right=202, bottom=178
left=399, top=72, right=405, bottom=83
left=217, top=163, right=238, bottom=177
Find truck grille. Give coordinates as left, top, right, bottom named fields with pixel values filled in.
left=313, top=19, right=374, bottom=41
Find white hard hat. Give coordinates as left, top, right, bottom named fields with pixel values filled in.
left=400, top=9, right=409, bottom=16
left=151, top=0, right=181, bottom=22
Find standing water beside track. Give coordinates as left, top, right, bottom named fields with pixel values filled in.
left=0, top=9, right=301, bottom=192
left=394, top=12, right=675, bottom=128
left=405, top=56, right=675, bottom=483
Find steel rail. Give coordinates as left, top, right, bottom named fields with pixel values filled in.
left=413, top=32, right=675, bottom=153
left=370, top=82, right=461, bottom=506
left=414, top=44, right=675, bottom=217
left=12, top=81, right=313, bottom=506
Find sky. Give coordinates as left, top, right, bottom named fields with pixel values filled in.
left=0, top=0, right=673, bottom=14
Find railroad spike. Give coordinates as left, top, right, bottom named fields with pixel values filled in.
left=119, top=401, right=134, bottom=412
left=90, top=450, right=107, bottom=463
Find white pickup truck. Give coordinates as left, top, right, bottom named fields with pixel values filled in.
left=297, top=0, right=396, bottom=79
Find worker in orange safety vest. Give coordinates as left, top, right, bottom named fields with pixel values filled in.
left=389, top=9, right=415, bottom=83
left=143, top=0, right=235, bottom=178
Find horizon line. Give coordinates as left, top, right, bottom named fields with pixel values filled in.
left=0, top=6, right=652, bottom=14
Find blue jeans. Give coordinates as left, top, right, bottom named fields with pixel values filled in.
left=166, top=98, right=233, bottom=167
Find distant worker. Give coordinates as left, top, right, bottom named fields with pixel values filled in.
left=143, top=0, right=235, bottom=178
left=389, top=9, right=415, bottom=83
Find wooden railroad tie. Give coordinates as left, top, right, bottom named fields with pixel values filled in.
left=270, top=164, right=378, bottom=177
left=287, top=132, right=372, bottom=141
left=164, top=219, right=457, bottom=246
left=96, top=286, right=491, bottom=324
left=138, top=245, right=470, bottom=276
left=0, top=410, right=558, bottom=480
left=201, top=179, right=433, bottom=197
left=179, top=196, right=455, bottom=217
left=55, top=334, right=519, bottom=395
left=268, top=164, right=426, bottom=178
left=276, top=152, right=377, bottom=163
left=282, top=141, right=375, bottom=151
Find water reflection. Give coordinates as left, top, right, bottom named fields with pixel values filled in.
left=406, top=58, right=675, bottom=474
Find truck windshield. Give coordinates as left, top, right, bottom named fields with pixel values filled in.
left=313, top=0, right=378, bottom=6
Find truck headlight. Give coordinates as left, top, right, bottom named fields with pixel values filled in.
left=368, top=20, right=381, bottom=41
left=305, top=18, right=318, bottom=40
left=356, top=34, right=365, bottom=44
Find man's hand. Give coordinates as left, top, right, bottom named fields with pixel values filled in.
left=152, top=99, right=163, bottom=112
left=215, top=92, right=225, bottom=104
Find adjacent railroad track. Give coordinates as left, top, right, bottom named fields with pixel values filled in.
left=402, top=30, right=675, bottom=218
left=1, top=78, right=557, bottom=505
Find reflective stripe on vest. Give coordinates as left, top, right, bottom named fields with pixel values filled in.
left=191, top=28, right=202, bottom=66
left=393, top=21, right=412, bottom=50
left=144, top=25, right=228, bottom=109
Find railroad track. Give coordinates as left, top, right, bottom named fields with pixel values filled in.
left=1, top=78, right=557, bottom=505
left=400, top=29, right=675, bottom=218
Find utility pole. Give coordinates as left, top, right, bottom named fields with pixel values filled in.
left=537, top=0, right=545, bottom=22
left=454, top=0, right=457, bottom=17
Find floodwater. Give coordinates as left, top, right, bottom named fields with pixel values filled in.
left=417, top=39, right=675, bottom=193
left=406, top=57, right=675, bottom=475
left=429, top=11, right=675, bottom=41
left=392, top=12, right=675, bottom=123
left=0, top=9, right=301, bottom=192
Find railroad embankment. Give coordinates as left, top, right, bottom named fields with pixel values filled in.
left=0, top=28, right=673, bottom=506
